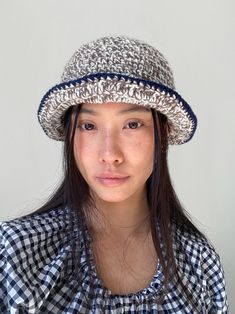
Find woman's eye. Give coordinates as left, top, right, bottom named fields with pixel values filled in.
left=77, top=121, right=143, bottom=131
left=125, top=121, right=143, bottom=129
left=77, top=123, right=95, bottom=131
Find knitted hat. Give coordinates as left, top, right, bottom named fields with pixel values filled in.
left=38, top=36, right=197, bottom=145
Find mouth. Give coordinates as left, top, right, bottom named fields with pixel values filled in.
left=96, top=176, right=130, bottom=187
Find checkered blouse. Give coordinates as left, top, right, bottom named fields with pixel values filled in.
left=0, top=207, right=228, bottom=313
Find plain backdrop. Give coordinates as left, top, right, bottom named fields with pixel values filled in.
left=0, top=0, right=234, bottom=311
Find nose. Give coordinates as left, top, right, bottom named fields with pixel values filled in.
left=99, top=132, right=124, bottom=165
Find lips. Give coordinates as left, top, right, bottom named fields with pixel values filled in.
left=97, top=173, right=129, bottom=179
left=96, top=173, right=130, bottom=186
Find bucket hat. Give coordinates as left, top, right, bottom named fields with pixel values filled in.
left=38, top=36, right=197, bottom=145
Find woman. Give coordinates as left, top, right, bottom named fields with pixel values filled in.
left=0, top=36, right=228, bottom=313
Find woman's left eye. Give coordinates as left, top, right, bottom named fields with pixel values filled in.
left=125, top=121, right=143, bottom=129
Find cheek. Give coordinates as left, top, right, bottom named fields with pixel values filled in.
left=132, top=134, right=156, bottom=161
left=127, top=134, right=154, bottom=167
left=141, top=141, right=154, bottom=166
left=73, top=138, right=94, bottom=171
left=74, top=140, right=87, bottom=169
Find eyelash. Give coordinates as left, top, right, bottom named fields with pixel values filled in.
left=77, top=120, right=144, bottom=131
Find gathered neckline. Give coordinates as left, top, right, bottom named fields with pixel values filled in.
left=80, top=224, right=165, bottom=301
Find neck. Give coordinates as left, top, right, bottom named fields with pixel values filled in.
left=86, top=188, right=151, bottom=241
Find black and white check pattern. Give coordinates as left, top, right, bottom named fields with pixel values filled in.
left=0, top=207, right=228, bottom=313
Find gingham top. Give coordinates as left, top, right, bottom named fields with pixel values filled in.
left=0, top=207, right=228, bottom=314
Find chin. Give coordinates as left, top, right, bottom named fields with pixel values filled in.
left=91, top=189, right=133, bottom=204
left=97, top=194, right=131, bottom=204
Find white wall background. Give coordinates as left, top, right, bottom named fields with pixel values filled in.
left=0, top=0, right=234, bottom=311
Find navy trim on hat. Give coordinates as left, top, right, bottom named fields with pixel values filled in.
left=38, top=72, right=197, bottom=143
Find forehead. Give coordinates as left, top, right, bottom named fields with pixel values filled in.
left=79, top=102, right=151, bottom=115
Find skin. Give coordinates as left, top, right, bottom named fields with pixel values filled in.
left=73, top=102, right=157, bottom=293
left=73, top=102, right=155, bottom=240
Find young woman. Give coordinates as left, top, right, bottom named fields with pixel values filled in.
left=0, top=36, right=228, bottom=313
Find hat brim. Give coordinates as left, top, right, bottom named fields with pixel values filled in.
left=38, top=73, right=197, bottom=145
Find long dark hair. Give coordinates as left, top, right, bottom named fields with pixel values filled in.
left=23, top=103, right=206, bottom=311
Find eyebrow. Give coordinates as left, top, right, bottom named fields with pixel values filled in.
left=79, top=106, right=151, bottom=115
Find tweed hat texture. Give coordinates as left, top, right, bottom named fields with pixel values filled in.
left=38, top=36, right=197, bottom=144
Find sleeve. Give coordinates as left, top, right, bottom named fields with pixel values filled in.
left=201, top=242, right=229, bottom=313
left=0, top=223, right=8, bottom=313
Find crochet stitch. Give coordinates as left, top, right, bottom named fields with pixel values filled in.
left=38, top=36, right=197, bottom=144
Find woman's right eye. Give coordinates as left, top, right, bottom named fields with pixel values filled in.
left=77, top=123, right=95, bottom=131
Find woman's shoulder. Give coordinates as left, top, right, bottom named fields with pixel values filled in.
left=171, top=222, right=228, bottom=312
left=0, top=207, right=78, bottom=312
left=0, top=207, right=71, bottom=262
left=172, top=221, right=211, bottom=247
left=1, top=206, right=68, bottom=232
left=172, top=222, right=222, bottom=267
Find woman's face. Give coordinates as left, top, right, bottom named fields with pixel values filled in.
left=73, top=102, right=155, bottom=204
